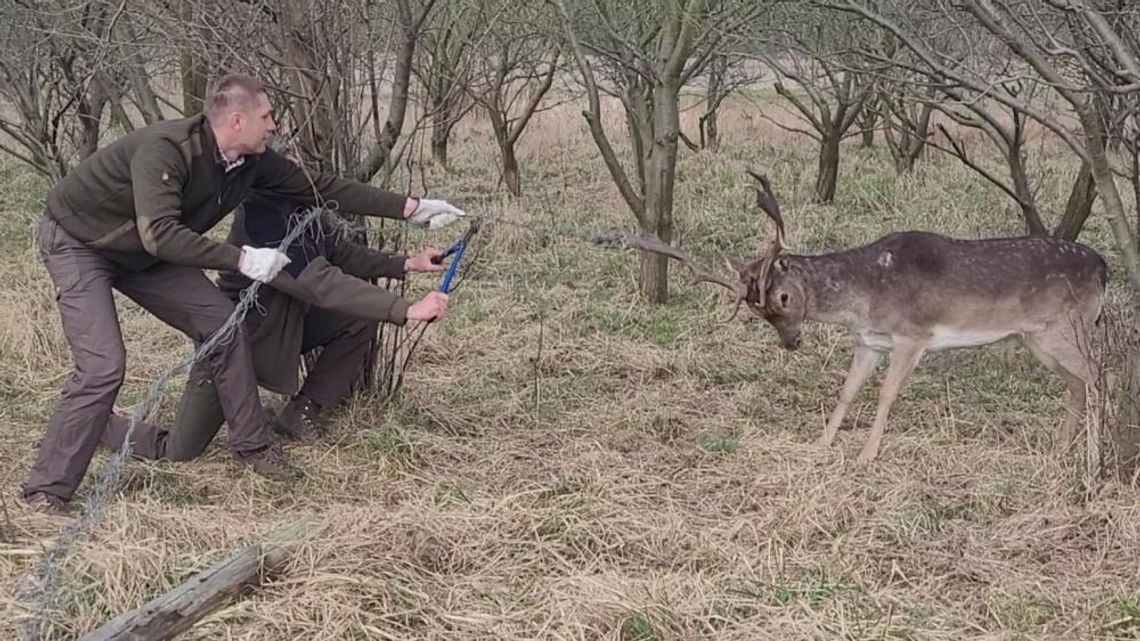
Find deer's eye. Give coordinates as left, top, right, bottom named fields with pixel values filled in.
left=780, top=292, right=790, bottom=305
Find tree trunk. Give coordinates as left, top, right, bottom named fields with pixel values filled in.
left=905, top=103, right=933, bottom=169
left=701, top=53, right=725, bottom=151
left=354, top=0, right=418, bottom=183
left=639, top=80, right=683, bottom=303
left=1085, top=118, right=1140, bottom=282
left=883, top=98, right=932, bottom=174
left=501, top=141, right=521, bottom=197
left=1008, top=148, right=1047, bottom=236
left=1116, top=347, right=1140, bottom=483
left=431, top=124, right=449, bottom=168
left=180, top=56, right=207, bottom=116
left=76, top=79, right=108, bottom=159
left=282, top=1, right=337, bottom=174
left=1053, top=161, right=1097, bottom=241
left=859, top=101, right=878, bottom=148
left=109, top=100, right=134, bottom=133
left=129, top=71, right=163, bottom=125
left=429, top=80, right=452, bottom=169
left=861, top=122, right=876, bottom=147
left=179, top=0, right=208, bottom=120
left=427, top=57, right=466, bottom=171
left=700, top=111, right=720, bottom=151
left=487, top=103, right=519, bottom=197
left=123, top=19, right=164, bottom=124
left=886, top=122, right=920, bottom=173
left=1078, top=107, right=1140, bottom=482
left=624, top=77, right=651, bottom=189
left=893, top=142, right=916, bottom=172
left=815, top=130, right=841, bottom=203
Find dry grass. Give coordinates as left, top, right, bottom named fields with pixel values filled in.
left=1, top=92, right=1140, bottom=641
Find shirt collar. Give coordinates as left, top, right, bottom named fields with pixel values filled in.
left=199, top=117, right=244, bottom=173
left=216, top=143, right=245, bottom=173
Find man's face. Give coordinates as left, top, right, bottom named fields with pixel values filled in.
left=231, top=92, right=276, bottom=155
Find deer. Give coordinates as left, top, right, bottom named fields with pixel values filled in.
left=625, top=170, right=1108, bottom=464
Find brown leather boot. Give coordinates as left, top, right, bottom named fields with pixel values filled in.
left=271, top=395, right=323, bottom=442
left=233, top=443, right=299, bottom=480
left=21, top=491, right=71, bottom=516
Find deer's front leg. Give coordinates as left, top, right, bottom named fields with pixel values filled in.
left=857, top=340, right=926, bottom=465
left=819, top=345, right=881, bottom=447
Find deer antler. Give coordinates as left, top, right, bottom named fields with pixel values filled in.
left=746, top=169, right=787, bottom=310
left=621, top=231, right=746, bottom=323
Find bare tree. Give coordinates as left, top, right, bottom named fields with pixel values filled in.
left=467, top=3, right=563, bottom=197
left=827, top=1, right=1103, bottom=238
left=677, top=51, right=765, bottom=152
left=698, top=53, right=730, bottom=151
left=754, top=9, right=877, bottom=203
left=116, top=13, right=165, bottom=125
left=880, top=84, right=934, bottom=173
left=413, top=0, right=481, bottom=170
left=178, top=1, right=208, bottom=116
left=855, top=91, right=880, bottom=148
left=0, top=0, right=161, bottom=178
left=862, top=38, right=935, bottom=173
left=679, top=0, right=766, bottom=153
left=362, top=0, right=438, bottom=182
left=930, top=80, right=1052, bottom=235
left=154, top=0, right=436, bottom=180
left=268, top=0, right=437, bottom=180
left=554, top=0, right=767, bottom=303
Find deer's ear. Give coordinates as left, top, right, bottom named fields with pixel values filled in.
left=723, top=254, right=747, bottom=275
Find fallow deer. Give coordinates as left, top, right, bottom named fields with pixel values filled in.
left=630, top=171, right=1109, bottom=464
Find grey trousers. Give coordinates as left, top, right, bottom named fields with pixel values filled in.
left=100, top=307, right=377, bottom=461
left=23, top=216, right=270, bottom=501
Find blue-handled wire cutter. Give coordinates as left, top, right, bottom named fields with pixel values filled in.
left=433, top=215, right=483, bottom=293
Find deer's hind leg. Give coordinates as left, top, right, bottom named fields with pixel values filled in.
left=1022, top=325, right=1093, bottom=451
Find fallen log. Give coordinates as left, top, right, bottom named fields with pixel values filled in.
left=78, top=520, right=313, bottom=641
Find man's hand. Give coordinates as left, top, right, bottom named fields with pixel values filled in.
left=405, top=247, right=447, bottom=273
left=238, top=246, right=290, bottom=283
left=405, top=198, right=465, bottom=229
left=406, top=291, right=449, bottom=322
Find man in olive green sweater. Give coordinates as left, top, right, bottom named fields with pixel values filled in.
left=23, top=73, right=461, bottom=513
left=98, top=190, right=451, bottom=461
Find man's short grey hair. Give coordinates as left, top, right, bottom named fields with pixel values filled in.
left=205, top=73, right=267, bottom=123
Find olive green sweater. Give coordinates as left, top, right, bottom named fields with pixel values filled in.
left=45, top=113, right=408, bottom=271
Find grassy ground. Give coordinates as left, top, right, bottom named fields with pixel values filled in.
left=2, top=95, right=1140, bottom=640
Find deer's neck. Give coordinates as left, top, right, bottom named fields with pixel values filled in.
left=793, top=253, right=873, bottom=327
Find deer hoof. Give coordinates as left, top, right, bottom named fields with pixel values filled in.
left=855, top=449, right=878, bottom=465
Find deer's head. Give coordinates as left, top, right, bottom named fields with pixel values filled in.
left=727, top=171, right=805, bottom=350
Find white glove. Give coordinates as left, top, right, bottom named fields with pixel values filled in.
left=238, top=246, right=291, bottom=283
left=407, top=198, right=465, bottom=229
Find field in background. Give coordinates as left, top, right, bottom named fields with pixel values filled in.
left=1, top=92, right=1139, bottom=640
